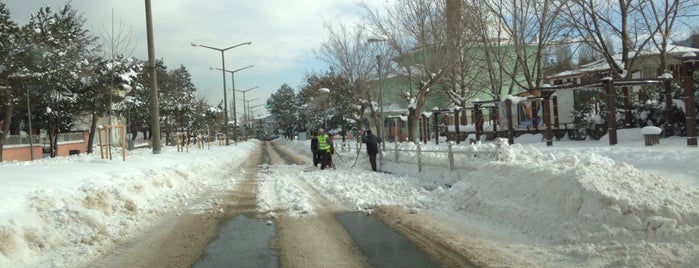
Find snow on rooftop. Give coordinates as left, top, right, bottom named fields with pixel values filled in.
left=548, top=44, right=699, bottom=79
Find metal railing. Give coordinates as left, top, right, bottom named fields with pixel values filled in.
left=56, top=132, right=85, bottom=143
left=380, top=138, right=506, bottom=172
left=3, top=135, right=41, bottom=146
left=3, top=132, right=84, bottom=146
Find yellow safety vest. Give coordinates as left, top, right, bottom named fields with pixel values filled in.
left=317, top=134, right=331, bottom=152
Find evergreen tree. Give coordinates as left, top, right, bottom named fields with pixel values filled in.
left=297, top=70, right=353, bottom=136
left=189, top=97, right=218, bottom=141
left=134, top=59, right=167, bottom=140
left=0, top=3, right=21, bottom=162
left=157, top=64, right=197, bottom=144
left=269, top=84, right=297, bottom=138
left=21, top=4, right=98, bottom=157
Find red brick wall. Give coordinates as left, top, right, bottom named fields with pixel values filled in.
left=2, top=145, right=43, bottom=161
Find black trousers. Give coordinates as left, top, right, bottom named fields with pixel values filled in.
left=321, top=150, right=333, bottom=169
left=312, top=149, right=321, bottom=166
left=368, top=153, right=377, bottom=171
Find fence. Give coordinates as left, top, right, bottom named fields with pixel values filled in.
left=60, top=132, right=86, bottom=143
left=3, top=135, right=41, bottom=146
left=380, top=138, right=506, bottom=172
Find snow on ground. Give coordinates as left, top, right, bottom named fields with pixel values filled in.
left=0, top=142, right=258, bottom=267
left=1, top=128, right=698, bottom=267
left=276, top=129, right=699, bottom=267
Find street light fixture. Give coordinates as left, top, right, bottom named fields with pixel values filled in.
left=211, top=65, right=254, bottom=142
left=192, top=41, right=251, bottom=145
left=318, top=88, right=331, bottom=130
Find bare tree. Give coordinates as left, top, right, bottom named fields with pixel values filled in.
left=441, top=0, right=487, bottom=110
left=641, top=0, right=699, bottom=73
left=562, top=0, right=657, bottom=78
left=316, top=22, right=377, bottom=132
left=360, top=0, right=453, bottom=142
left=479, top=0, right=567, bottom=92
left=94, top=9, right=136, bottom=153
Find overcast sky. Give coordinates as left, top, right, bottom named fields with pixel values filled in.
left=5, top=0, right=385, bottom=114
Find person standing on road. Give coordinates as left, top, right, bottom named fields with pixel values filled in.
left=362, top=129, right=381, bottom=171
left=317, top=129, right=334, bottom=169
left=311, top=130, right=321, bottom=167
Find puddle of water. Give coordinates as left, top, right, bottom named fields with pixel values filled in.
left=336, top=212, right=439, bottom=268
left=192, top=215, right=279, bottom=268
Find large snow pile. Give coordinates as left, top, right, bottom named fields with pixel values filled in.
left=0, top=142, right=258, bottom=267
left=442, top=143, right=699, bottom=243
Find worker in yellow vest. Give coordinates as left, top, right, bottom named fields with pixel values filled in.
left=317, top=129, right=334, bottom=169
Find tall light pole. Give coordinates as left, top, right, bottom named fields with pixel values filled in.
left=249, top=103, right=265, bottom=136
left=245, top=98, right=260, bottom=123
left=145, top=0, right=161, bottom=154
left=25, top=83, right=34, bottom=160
left=237, top=86, right=259, bottom=126
left=368, top=38, right=387, bottom=153
left=192, top=41, right=251, bottom=145
left=213, top=65, right=254, bottom=143
left=243, top=98, right=259, bottom=140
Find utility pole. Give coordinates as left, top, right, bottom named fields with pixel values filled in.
left=145, top=0, right=161, bottom=154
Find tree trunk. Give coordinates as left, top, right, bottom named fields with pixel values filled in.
left=87, top=97, right=98, bottom=154
left=407, top=108, right=418, bottom=143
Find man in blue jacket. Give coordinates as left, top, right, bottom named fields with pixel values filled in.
left=362, top=129, right=381, bottom=171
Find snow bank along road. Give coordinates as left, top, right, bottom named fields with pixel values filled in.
left=83, top=141, right=484, bottom=267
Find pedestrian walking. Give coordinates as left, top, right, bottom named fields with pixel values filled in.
left=362, top=129, right=381, bottom=171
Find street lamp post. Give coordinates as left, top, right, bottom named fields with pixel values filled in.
left=249, top=103, right=265, bottom=136
left=212, top=65, right=254, bottom=142
left=243, top=98, right=259, bottom=140
left=25, top=83, right=34, bottom=160
left=192, top=41, right=251, bottom=145
left=368, top=38, right=387, bottom=151
left=236, top=86, right=259, bottom=126
left=145, top=0, right=161, bottom=154
left=244, top=98, right=260, bottom=120
left=318, top=87, right=331, bottom=130
left=368, top=37, right=387, bottom=169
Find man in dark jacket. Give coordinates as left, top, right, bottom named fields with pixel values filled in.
left=362, top=130, right=381, bottom=171
left=311, top=130, right=320, bottom=167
